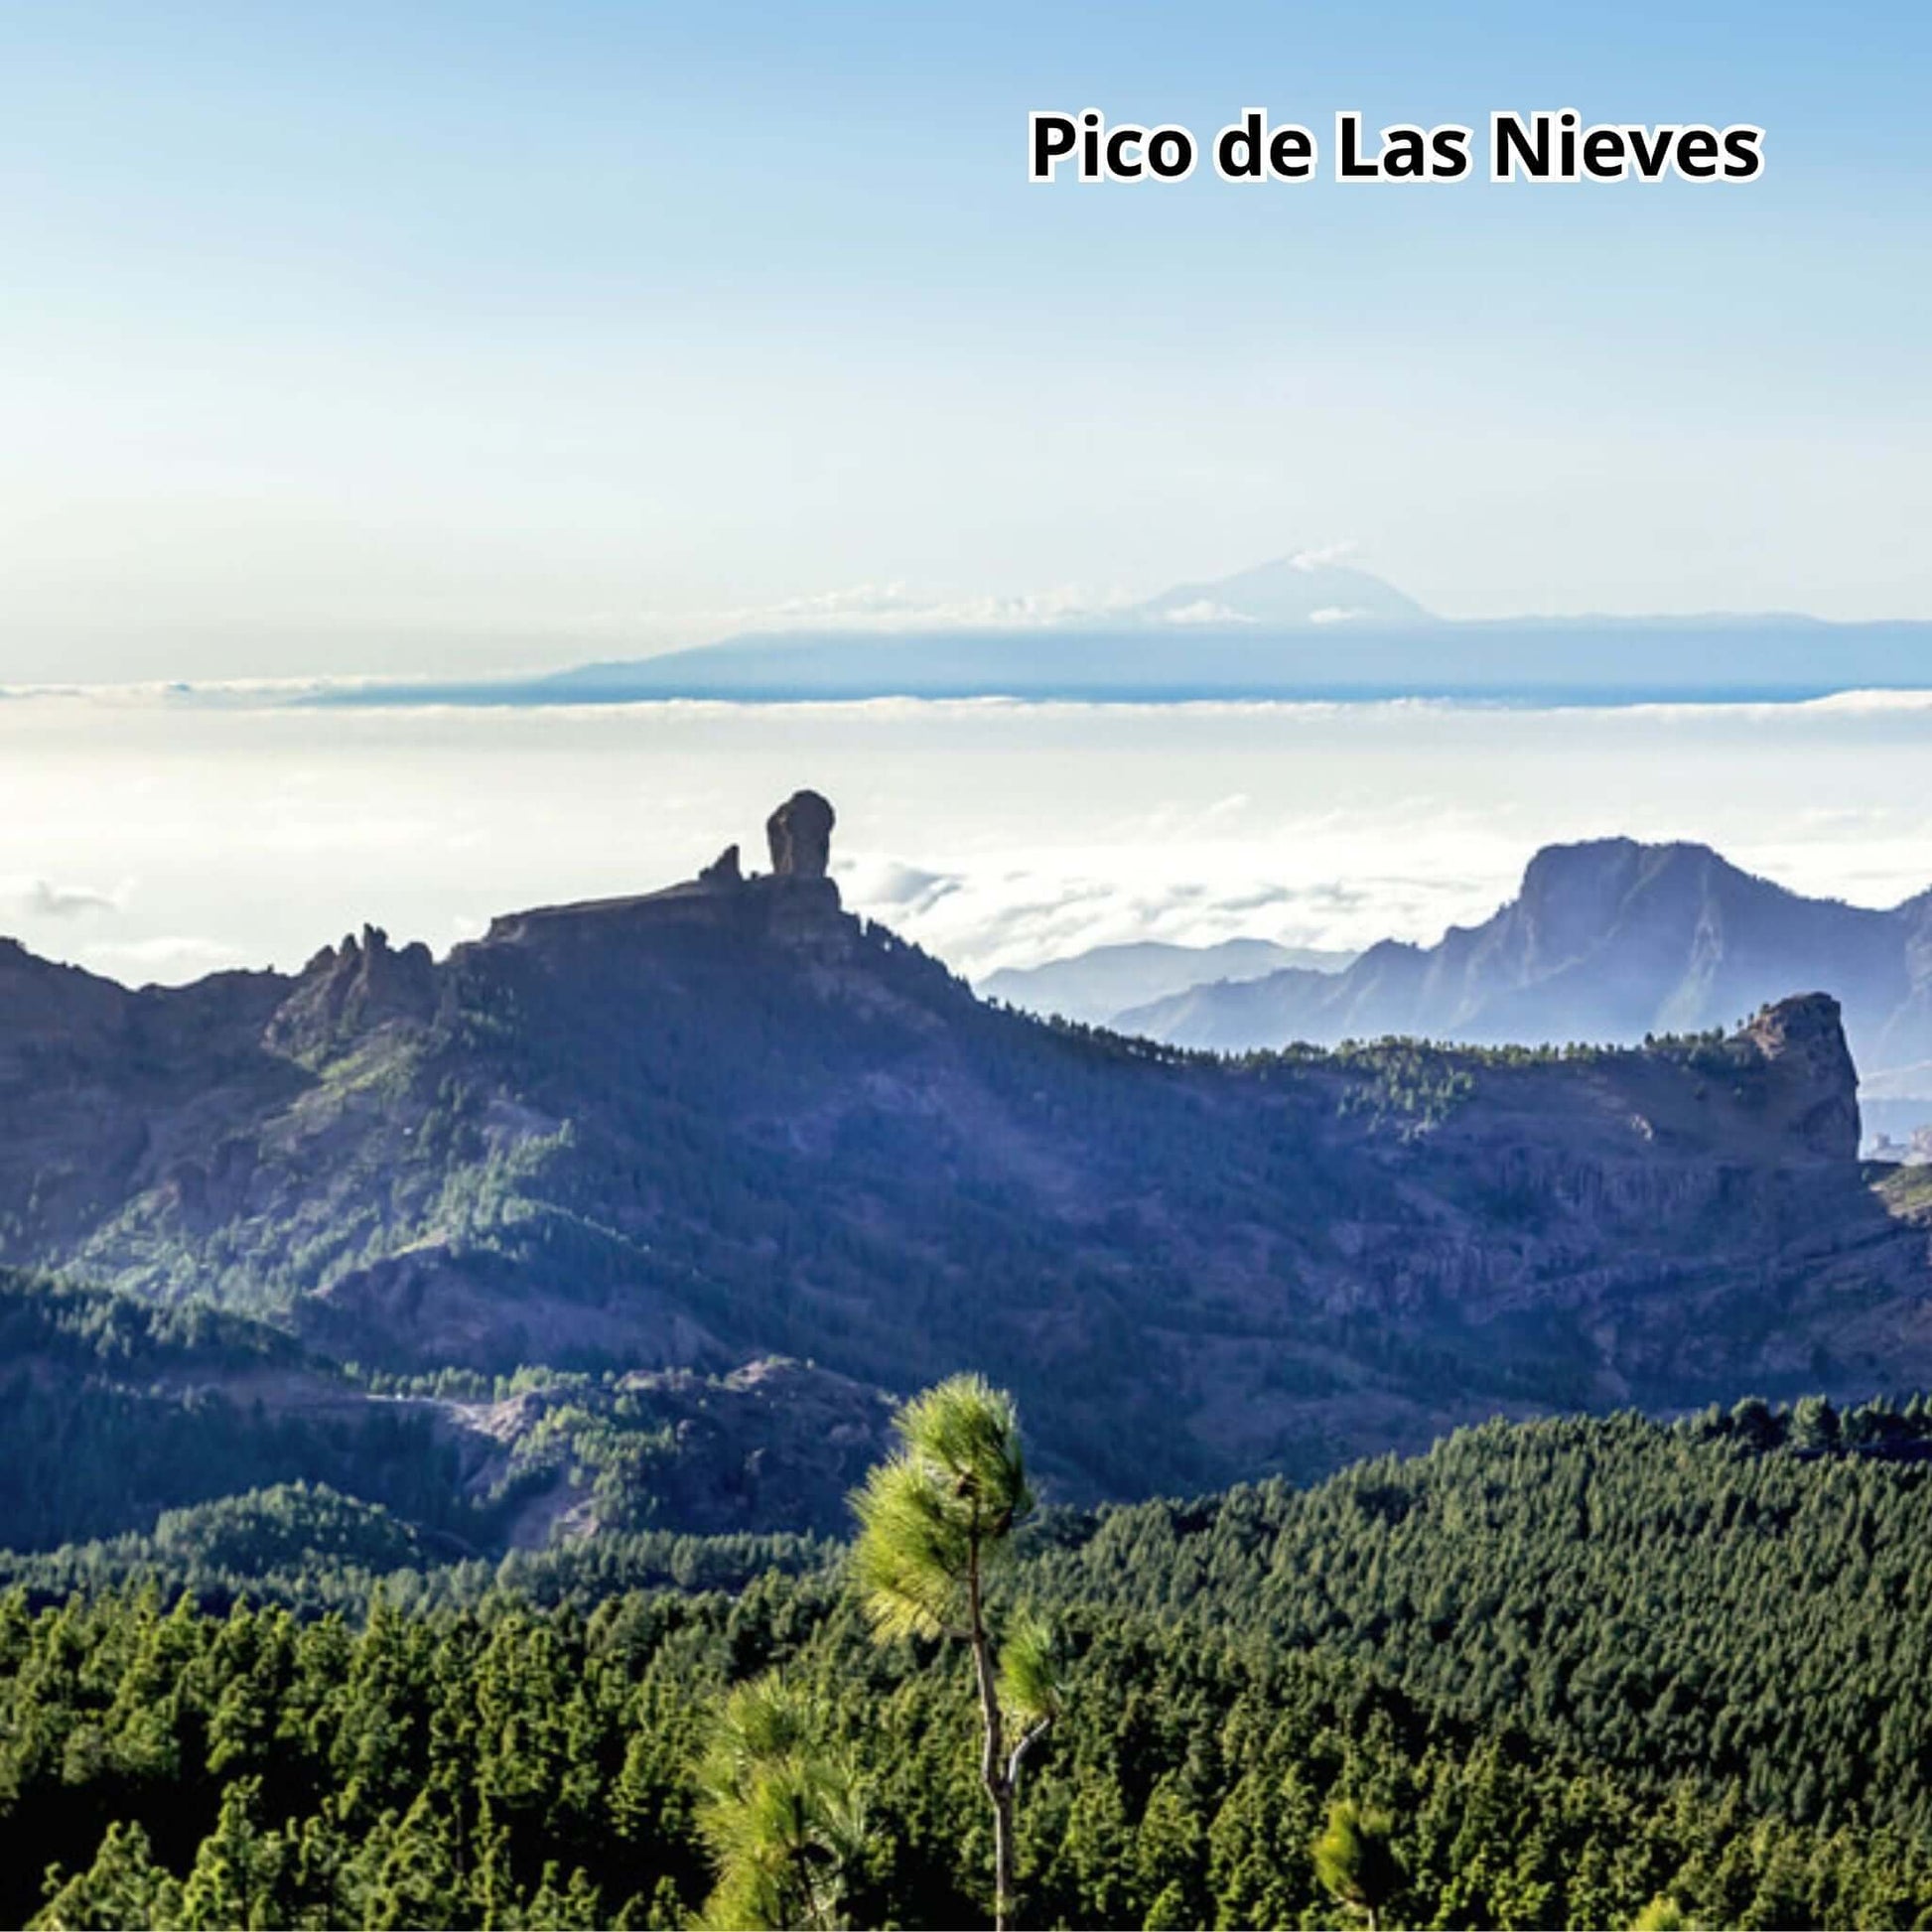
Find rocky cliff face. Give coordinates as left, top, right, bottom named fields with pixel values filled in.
left=266, top=925, right=438, bottom=1059
left=1740, top=992, right=1863, bottom=1160
left=3, top=799, right=1929, bottom=1500
left=1119, top=841, right=1932, bottom=1101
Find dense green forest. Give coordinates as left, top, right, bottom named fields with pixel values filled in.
left=10, top=1401, right=1932, bottom=1928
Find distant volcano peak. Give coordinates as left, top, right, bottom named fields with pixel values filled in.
left=1133, top=551, right=1436, bottom=629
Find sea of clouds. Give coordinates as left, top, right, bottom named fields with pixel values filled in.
left=3, top=686, right=1930, bottom=988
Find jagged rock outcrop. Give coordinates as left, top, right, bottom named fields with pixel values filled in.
left=766, top=789, right=835, bottom=879
left=265, top=924, right=436, bottom=1058
left=1741, top=993, right=1863, bottom=1161
left=698, top=844, right=744, bottom=888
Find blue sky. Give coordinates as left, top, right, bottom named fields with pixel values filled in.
left=2, top=1, right=1927, bottom=678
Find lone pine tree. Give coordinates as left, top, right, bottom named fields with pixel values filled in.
left=1313, top=1798, right=1406, bottom=1932
left=851, top=1375, right=1062, bottom=1932
left=693, top=1673, right=865, bottom=1932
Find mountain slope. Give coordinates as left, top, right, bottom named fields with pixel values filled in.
left=1121, top=839, right=1932, bottom=1091
left=977, top=937, right=1355, bottom=1029
left=0, top=1262, right=898, bottom=1553
left=4, top=801, right=1931, bottom=1499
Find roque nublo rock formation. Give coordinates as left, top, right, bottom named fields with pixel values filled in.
left=766, top=788, right=836, bottom=879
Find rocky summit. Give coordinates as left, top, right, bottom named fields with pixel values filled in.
left=4, top=795, right=1932, bottom=1526
left=1118, top=838, right=1932, bottom=1106
left=766, top=787, right=836, bottom=878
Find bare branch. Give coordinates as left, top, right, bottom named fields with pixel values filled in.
left=1006, top=1715, right=1053, bottom=1791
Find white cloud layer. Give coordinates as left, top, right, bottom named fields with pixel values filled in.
left=648, top=581, right=1144, bottom=640
left=0, top=876, right=123, bottom=918
left=1159, top=600, right=1257, bottom=626
left=1290, top=541, right=1361, bottom=573
left=0, top=688, right=1929, bottom=989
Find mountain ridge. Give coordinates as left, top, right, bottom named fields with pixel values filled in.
left=5, top=796, right=1932, bottom=1514
left=977, top=937, right=1357, bottom=1029
left=1119, top=838, right=1932, bottom=1101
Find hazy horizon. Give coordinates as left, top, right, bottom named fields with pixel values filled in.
left=8, top=548, right=1932, bottom=698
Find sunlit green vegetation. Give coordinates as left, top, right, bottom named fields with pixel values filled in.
left=11, top=1399, right=1932, bottom=1927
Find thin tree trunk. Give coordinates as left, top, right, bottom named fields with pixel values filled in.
left=967, top=1539, right=1015, bottom=1931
